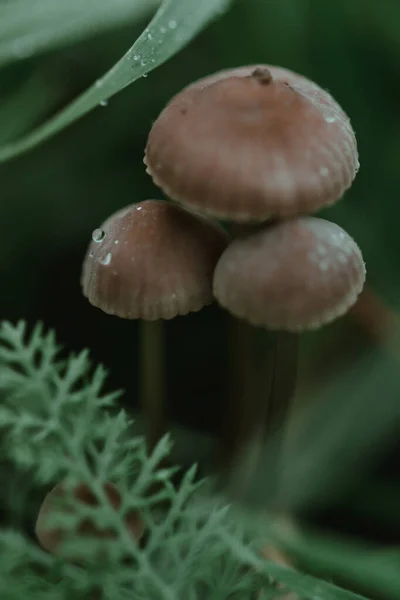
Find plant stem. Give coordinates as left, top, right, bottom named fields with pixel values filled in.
left=139, top=319, right=166, bottom=452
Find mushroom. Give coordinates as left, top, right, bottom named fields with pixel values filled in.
left=145, top=65, right=358, bottom=222
left=36, top=481, right=144, bottom=559
left=81, top=200, right=229, bottom=449
left=214, top=217, right=366, bottom=331
left=213, top=217, right=365, bottom=488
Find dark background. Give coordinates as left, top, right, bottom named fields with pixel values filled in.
left=1, top=0, right=400, bottom=553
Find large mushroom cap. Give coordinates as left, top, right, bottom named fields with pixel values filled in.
left=167, top=64, right=351, bottom=123
left=213, top=217, right=366, bottom=331
left=82, top=200, right=229, bottom=320
left=145, top=66, right=358, bottom=223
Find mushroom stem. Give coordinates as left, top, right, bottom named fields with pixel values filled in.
left=217, top=223, right=298, bottom=500
left=139, top=319, right=166, bottom=452
left=220, top=318, right=298, bottom=502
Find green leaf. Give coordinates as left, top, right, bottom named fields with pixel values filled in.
left=0, top=0, right=158, bottom=67
left=0, top=0, right=232, bottom=163
left=220, top=529, right=369, bottom=600
left=273, top=524, right=400, bottom=600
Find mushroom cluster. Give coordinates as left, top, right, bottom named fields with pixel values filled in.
left=144, top=64, right=366, bottom=481
left=80, top=63, right=365, bottom=490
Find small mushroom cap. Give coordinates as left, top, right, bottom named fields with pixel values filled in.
left=213, top=217, right=366, bottom=331
left=35, top=481, right=144, bottom=557
left=145, top=65, right=358, bottom=222
left=82, top=200, right=229, bottom=320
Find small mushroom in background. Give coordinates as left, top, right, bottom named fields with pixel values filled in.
left=144, top=64, right=363, bottom=499
left=145, top=65, right=359, bottom=222
left=81, top=200, right=229, bottom=450
left=36, top=481, right=144, bottom=559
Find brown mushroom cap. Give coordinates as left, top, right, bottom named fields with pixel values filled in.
left=145, top=65, right=358, bottom=222
left=213, top=217, right=366, bottom=331
left=167, top=64, right=351, bottom=124
left=35, top=481, right=144, bottom=557
left=81, top=200, right=229, bottom=320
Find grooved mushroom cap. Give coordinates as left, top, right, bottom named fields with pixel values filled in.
left=81, top=200, right=229, bottom=320
left=145, top=65, right=359, bottom=222
left=213, top=217, right=366, bottom=331
left=36, top=482, right=144, bottom=557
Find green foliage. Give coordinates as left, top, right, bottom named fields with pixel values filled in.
left=0, top=0, right=158, bottom=67
left=0, top=0, right=232, bottom=162
left=0, top=321, right=371, bottom=599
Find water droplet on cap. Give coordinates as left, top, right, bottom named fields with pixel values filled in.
left=100, top=253, right=112, bottom=266
left=92, top=229, right=106, bottom=242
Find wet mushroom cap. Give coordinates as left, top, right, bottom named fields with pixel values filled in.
left=213, top=217, right=366, bottom=331
left=35, top=481, right=144, bottom=556
left=166, top=64, right=351, bottom=124
left=81, top=200, right=229, bottom=320
left=145, top=66, right=358, bottom=222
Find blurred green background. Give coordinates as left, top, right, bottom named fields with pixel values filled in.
left=1, top=0, right=400, bottom=554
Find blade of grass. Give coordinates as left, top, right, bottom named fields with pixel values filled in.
left=0, top=0, right=159, bottom=67
left=272, top=524, right=400, bottom=600
left=0, top=0, right=232, bottom=163
left=221, top=529, right=369, bottom=600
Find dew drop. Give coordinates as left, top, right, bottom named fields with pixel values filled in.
left=114, top=240, right=119, bottom=245
left=136, top=206, right=143, bottom=211
left=92, top=229, right=106, bottom=242
left=99, top=99, right=109, bottom=107
left=140, top=59, right=147, bottom=67
left=168, top=19, right=177, bottom=29
left=100, top=253, right=112, bottom=266
left=95, top=80, right=103, bottom=88
left=325, top=116, right=336, bottom=124
left=160, top=26, right=167, bottom=34
left=133, top=54, right=140, bottom=61
left=320, top=167, right=329, bottom=177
